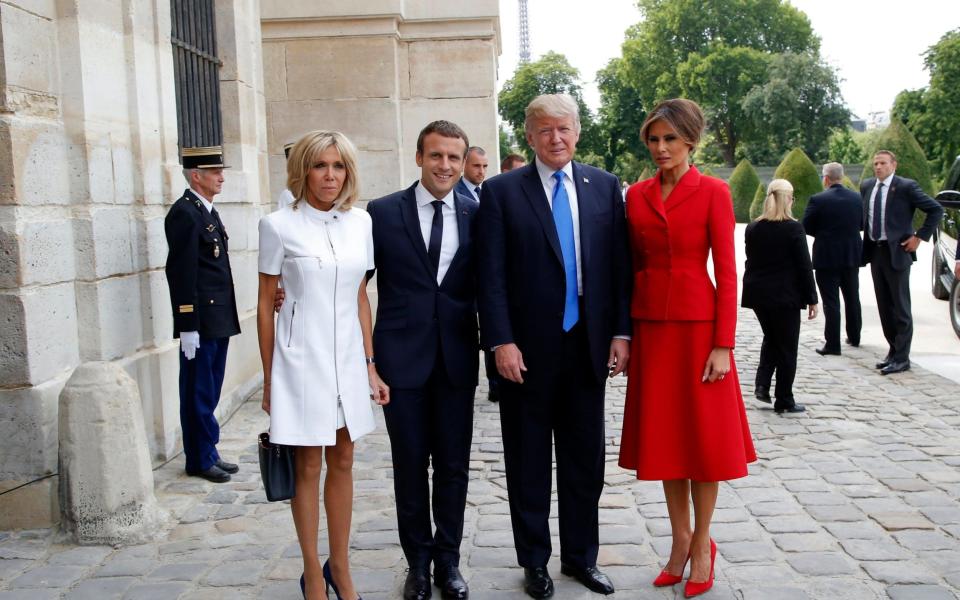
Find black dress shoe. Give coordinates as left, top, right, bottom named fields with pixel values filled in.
left=775, top=404, right=806, bottom=414
left=815, top=346, right=841, bottom=356
left=560, top=564, right=614, bottom=595
left=186, top=465, right=231, bottom=483
left=754, top=385, right=771, bottom=403
left=845, top=337, right=860, bottom=347
left=215, top=459, right=239, bottom=474
left=404, top=566, right=432, bottom=600
left=434, top=564, right=468, bottom=599
left=880, top=360, right=910, bottom=375
left=876, top=357, right=893, bottom=369
left=523, top=567, right=554, bottom=599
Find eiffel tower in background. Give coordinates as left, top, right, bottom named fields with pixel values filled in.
left=518, top=0, right=531, bottom=63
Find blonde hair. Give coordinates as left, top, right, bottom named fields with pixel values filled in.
left=524, top=93, right=581, bottom=135
left=286, top=130, right=360, bottom=211
left=757, top=178, right=795, bottom=222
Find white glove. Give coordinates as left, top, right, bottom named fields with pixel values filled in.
left=180, top=331, right=200, bottom=360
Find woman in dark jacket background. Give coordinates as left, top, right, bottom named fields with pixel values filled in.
left=742, top=178, right=819, bottom=414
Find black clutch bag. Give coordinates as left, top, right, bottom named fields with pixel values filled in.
left=258, top=431, right=295, bottom=502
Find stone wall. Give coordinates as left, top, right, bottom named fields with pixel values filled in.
left=260, top=0, right=501, bottom=205
left=0, top=0, right=269, bottom=529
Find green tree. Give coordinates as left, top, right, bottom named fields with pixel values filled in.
left=749, top=182, right=766, bottom=220
left=827, top=127, right=866, bottom=164
left=498, top=51, right=600, bottom=158
left=616, top=0, right=820, bottom=166
left=728, top=159, right=761, bottom=223
left=742, top=52, right=850, bottom=161
left=498, top=124, right=513, bottom=161
left=597, top=56, right=648, bottom=176
left=891, top=29, right=960, bottom=182
left=773, top=148, right=821, bottom=218
left=861, top=119, right=934, bottom=194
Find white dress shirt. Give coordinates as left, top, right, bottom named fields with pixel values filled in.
left=534, top=157, right=582, bottom=294
left=867, top=172, right=894, bottom=241
left=415, top=182, right=460, bottom=285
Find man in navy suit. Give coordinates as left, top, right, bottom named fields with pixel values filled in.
left=860, top=150, right=942, bottom=374
left=367, top=121, right=478, bottom=600
left=803, top=162, right=863, bottom=356
left=477, top=94, right=631, bottom=598
left=454, top=146, right=488, bottom=202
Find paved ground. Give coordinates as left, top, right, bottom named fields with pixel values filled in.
left=2, top=301, right=960, bottom=599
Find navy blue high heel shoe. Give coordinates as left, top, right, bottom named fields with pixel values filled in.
left=323, top=560, right=362, bottom=600
left=299, top=573, right=305, bottom=598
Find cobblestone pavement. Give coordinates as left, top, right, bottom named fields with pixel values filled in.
left=2, top=309, right=960, bottom=599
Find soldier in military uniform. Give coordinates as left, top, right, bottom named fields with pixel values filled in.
left=165, top=146, right=241, bottom=483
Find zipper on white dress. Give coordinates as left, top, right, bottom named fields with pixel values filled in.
left=324, top=222, right=342, bottom=406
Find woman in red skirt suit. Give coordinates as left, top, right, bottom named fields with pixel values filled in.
left=618, top=99, right=757, bottom=598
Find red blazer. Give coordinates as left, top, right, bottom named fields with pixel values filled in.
left=625, top=166, right=737, bottom=348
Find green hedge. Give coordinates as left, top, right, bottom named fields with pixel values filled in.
left=729, top=159, right=760, bottom=223
left=861, top=118, right=933, bottom=194
left=773, top=148, right=821, bottom=219
left=749, top=182, right=766, bottom=220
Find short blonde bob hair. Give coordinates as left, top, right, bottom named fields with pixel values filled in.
left=286, top=130, right=360, bottom=211
left=758, top=178, right=795, bottom=222
left=524, top=93, right=581, bottom=135
left=640, top=98, right=705, bottom=149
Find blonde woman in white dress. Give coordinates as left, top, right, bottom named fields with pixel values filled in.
left=257, top=130, right=389, bottom=600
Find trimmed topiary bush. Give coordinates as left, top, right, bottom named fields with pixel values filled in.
left=861, top=118, right=934, bottom=194
left=700, top=166, right=716, bottom=178
left=729, top=159, right=761, bottom=223
left=749, top=182, right=765, bottom=220
left=773, top=148, right=821, bottom=219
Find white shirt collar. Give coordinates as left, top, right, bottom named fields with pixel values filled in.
left=189, top=187, right=214, bottom=212
left=415, top=181, right=455, bottom=210
left=879, top=172, right=895, bottom=187
left=534, top=157, right=573, bottom=186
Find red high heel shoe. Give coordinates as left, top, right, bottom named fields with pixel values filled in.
left=653, top=553, right=690, bottom=587
left=684, top=538, right=716, bottom=598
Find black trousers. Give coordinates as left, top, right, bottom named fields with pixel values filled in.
left=753, top=307, right=801, bottom=409
left=499, top=322, right=605, bottom=570
left=815, top=267, right=862, bottom=351
left=383, top=352, right=475, bottom=568
left=870, top=244, right=913, bottom=362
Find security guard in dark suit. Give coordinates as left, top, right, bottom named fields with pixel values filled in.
left=165, top=146, right=241, bottom=483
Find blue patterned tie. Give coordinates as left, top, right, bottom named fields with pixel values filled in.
left=552, top=171, right=579, bottom=331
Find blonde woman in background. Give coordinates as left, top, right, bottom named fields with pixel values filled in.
left=257, top=130, right=389, bottom=600
left=741, top=178, right=818, bottom=414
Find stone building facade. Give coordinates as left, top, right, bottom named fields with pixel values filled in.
left=0, top=0, right=500, bottom=530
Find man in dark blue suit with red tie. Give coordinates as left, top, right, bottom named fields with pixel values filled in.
left=367, top=121, right=478, bottom=600
left=477, top=94, right=632, bottom=598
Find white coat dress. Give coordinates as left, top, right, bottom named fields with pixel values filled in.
left=258, top=202, right=376, bottom=446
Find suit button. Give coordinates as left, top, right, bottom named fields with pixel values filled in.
left=209, top=299, right=214, bottom=304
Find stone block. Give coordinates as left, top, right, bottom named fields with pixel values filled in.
left=11, top=215, right=76, bottom=286
left=0, top=374, right=64, bottom=478
left=0, top=116, right=71, bottom=206
left=73, top=206, right=136, bottom=279
left=0, top=283, right=79, bottom=386
left=407, top=39, right=495, bottom=99
left=0, top=4, right=57, bottom=95
left=284, top=37, right=396, bottom=101
left=76, top=275, right=144, bottom=361
left=59, top=361, right=168, bottom=544
left=400, top=96, right=498, bottom=180
left=0, top=476, right=59, bottom=530
left=261, top=43, right=287, bottom=102
left=268, top=97, right=400, bottom=154
left=142, top=269, right=173, bottom=347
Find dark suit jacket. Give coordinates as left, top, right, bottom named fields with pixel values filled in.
left=741, top=219, right=818, bottom=310
left=367, top=182, right=480, bottom=390
left=860, top=175, right=943, bottom=271
left=455, top=177, right=479, bottom=202
left=477, top=161, right=631, bottom=388
left=164, top=189, right=240, bottom=339
left=802, top=184, right=863, bottom=269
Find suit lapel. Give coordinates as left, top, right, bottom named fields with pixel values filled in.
left=398, top=183, right=435, bottom=279
left=185, top=189, right=220, bottom=234
left=521, top=163, right=564, bottom=266
left=641, top=177, right=667, bottom=222
left=442, top=194, right=472, bottom=284
left=663, top=166, right=700, bottom=212
left=571, top=162, right=593, bottom=272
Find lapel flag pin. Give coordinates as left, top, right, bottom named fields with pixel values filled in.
left=583, top=177, right=590, bottom=183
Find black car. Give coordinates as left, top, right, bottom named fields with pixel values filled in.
left=930, top=156, right=960, bottom=337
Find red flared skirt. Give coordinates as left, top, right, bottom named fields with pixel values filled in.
left=618, top=320, right=757, bottom=481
